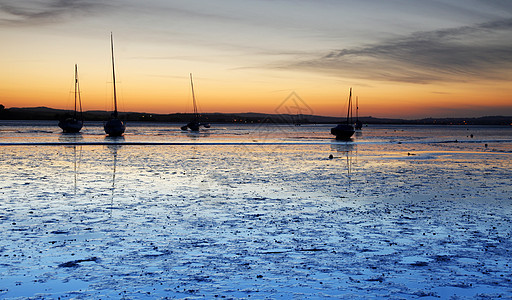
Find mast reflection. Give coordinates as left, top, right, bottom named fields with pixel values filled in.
left=105, top=136, right=124, bottom=216
left=60, top=134, right=83, bottom=195
left=330, top=142, right=356, bottom=179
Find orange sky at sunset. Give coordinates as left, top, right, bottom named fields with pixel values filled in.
left=1, top=0, right=511, bottom=119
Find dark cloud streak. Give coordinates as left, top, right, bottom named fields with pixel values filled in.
left=0, top=0, right=107, bottom=26
left=292, top=19, right=512, bottom=84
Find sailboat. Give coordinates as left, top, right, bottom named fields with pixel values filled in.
left=331, top=88, right=355, bottom=140
left=181, top=73, right=210, bottom=131
left=354, top=96, right=363, bottom=130
left=104, top=33, right=126, bottom=137
left=58, top=64, right=83, bottom=133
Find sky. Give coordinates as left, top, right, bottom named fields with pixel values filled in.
left=0, top=0, right=511, bottom=119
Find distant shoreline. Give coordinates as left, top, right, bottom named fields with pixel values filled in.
left=1, top=106, right=511, bottom=126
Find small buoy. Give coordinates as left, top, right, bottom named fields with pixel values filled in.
left=485, top=144, right=488, bottom=148
left=470, top=134, right=473, bottom=138
left=328, top=154, right=334, bottom=159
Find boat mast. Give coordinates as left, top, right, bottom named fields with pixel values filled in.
left=190, top=73, right=198, bottom=120
left=356, top=96, right=359, bottom=122
left=77, top=65, right=83, bottom=121
left=346, top=88, right=352, bottom=124
left=74, top=64, right=78, bottom=119
left=111, top=33, right=118, bottom=118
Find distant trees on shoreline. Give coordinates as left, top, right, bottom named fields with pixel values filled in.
left=0, top=105, right=511, bottom=125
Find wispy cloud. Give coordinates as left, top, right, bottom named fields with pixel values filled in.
left=290, top=18, right=512, bottom=84
left=0, top=0, right=106, bottom=26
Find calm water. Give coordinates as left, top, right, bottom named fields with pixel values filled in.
left=1, top=120, right=511, bottom=146
left=1, top=120, right=511, bottom=299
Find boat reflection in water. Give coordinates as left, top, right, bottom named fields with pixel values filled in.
left=330, top=142, right=356, bottom=179
left=59, top=133, right=84, bottom=196
left=58, top=132, right=84, bottom=143
left=183, top=130, right=211, bottom=139
left=105, top=139, right=123, bottom=216
left=61, top=143, right=83, bottom=196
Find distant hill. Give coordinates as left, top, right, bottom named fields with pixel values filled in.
left=0, top=106, right=511, bottom=125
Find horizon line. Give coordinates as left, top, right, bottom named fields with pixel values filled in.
left=3, top=105, right=512, bottom=121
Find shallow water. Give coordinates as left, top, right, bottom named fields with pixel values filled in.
left=1, top=121, right=512, bottom=299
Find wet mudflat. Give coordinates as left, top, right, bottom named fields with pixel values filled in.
left=0, top=123, right=511, bottom=298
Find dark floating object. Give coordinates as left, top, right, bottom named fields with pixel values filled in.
left=329, top=154, right=334, bottom=159
left=182, top=73, right=210, bottom=131
left=366, top=276, right=385, bottom=282
left=58, top=257, right=99, bottom=268
left=104, top=33, right=126, bottom=137
left=59, top=64, right=83, bottom=133
left=299, top=248, right=327, bottom=252
left=50, top=230, right=69, bottom=234
left=331, top=88, right=355, bottom=140
left=410, top=261, right=429, bottom=267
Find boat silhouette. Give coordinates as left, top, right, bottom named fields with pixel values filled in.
left=58, top=64, right=83, bottom=133
left=104, top=33, right=126, bottom=137
left=331, top=88, right=355, bottom=140
left=181, top=73, right=210, bottom=131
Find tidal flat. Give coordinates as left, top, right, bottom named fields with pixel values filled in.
left=1, top=122, right=511, bottom=299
